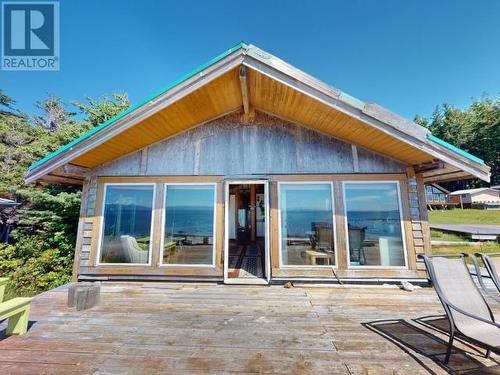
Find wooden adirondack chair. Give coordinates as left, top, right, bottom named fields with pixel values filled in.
left=0, top=277, right=32, bottom=335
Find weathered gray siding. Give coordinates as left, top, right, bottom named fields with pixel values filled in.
left=74, top=177, right=97, bottom=276
left=95, top=111, right=407, bottom=176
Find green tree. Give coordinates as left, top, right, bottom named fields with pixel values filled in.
left=0, top=89, right=130, bottom=297
left=0, top=188, right=81, bottom=295
left=415, top=95, right=500, bottom=185
left=0, top=89, right=22, bottom=118
left=32, top=96, right=76, bottom=131
left=73, top=93, right=130, bottom=127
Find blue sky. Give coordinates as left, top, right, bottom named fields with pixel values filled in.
left=1, top=0, right=499, bottom=121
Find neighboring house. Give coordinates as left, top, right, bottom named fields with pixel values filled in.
left=424, top=184, right=456, bottom=209
left=24, top=43, right=490, bottom=284
left=449, top=187, right=500, bottom=209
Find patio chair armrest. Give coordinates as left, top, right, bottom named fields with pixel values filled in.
left=465, top=253, right=490, bottom=292
left=446, top=301, right=500, bottom=328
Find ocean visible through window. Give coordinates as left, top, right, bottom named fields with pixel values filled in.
left=344, top=182, right=405, bottom=267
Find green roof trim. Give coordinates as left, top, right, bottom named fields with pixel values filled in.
left=338, top=92, right=365, bottom=110
left=28, top=41, right=249, bottom=172
left=427, top=134, right=484, bottom=164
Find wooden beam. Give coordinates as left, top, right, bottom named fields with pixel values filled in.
left=351, top=145, right=359, bottom=173
left=423, top=171, right=473, bottom=183
left=139, top=147, right=148, bottom=175
left=413, top=160, right=444, bottom=173
left=50, top=164, right=90, bottom=178
left=239, top=65, right=254, bottom=122
left=239, top=66, right=249, bottom=113
left=62, top=163, right=91, bottom=176
left=40, top=174, right=85, bottom=185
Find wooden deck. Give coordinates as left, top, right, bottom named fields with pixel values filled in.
left=0, top=282, right=498, bottom=374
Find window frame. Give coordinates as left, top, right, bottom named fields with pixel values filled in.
left=342, top=180, right=408, bottom=270
left=277, top=181, right=337, bottom=269
left=96, top=182, right=156, bottom=267
left=159, top=182, right=217, bottom=268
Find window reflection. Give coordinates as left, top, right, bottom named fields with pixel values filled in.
left=280, top=183, right=335, bottom=266
left=162, top=185, right=215, bottom=265
left=100, top=185, right=154, bottom=264
left=344, top=182, right=405, bottom=267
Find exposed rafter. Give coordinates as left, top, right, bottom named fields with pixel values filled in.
left=239, top=65, right=254, bottom=122
left=38, top=174, right=85, bottom=186
left=423, top=171, right=473, bottom=183
left=413, top=160, right=445, bottom=173
left=60, top=164, right=91, bottom=176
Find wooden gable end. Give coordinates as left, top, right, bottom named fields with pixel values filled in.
left=94, top=111, right=407, bottom=177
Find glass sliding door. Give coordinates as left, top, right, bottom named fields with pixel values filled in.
left=344, top=182, right=406, bottom=267
left=99, top=184, right=155, bottom=265
left=162, top=184, right=216, bottom=266
left=279, top=183, right=335, bottom=267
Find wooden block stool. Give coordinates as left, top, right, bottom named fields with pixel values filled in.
left=68, top=282, right=101, bottom=311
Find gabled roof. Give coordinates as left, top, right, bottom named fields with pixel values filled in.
left=427, top=183, right=450, bottom=194
left=450, top=187, right=499, bottom=196
left=25, top=42, right=490, bottom=184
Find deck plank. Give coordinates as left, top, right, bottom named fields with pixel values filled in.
left=0, top=282, right=498, bottom=374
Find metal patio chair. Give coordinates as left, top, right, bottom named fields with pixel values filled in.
left=468, top=253, right=491, bottom=294
left=419, top=254, right=500, bottom=364
left=475, top=252, right=500, bottom=293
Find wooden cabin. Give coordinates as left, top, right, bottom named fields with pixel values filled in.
left=450, top=187, right=500, bottom=209
left=25, top=43, right=490, bottom=285
left=424, top=184, right=456, bottom=210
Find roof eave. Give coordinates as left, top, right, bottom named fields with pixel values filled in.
left=26, top=43, right=490, bottom=185
left=241, top=48, right=489, bottom=182
left=25, top=44, right=248, bottom=184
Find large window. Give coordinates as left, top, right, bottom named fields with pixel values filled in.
left=162, top=184, right=216, bottom=266
left=279, top=183, right=335, bottom=267
left=344, top=182, right=406, bottom=267
left=99, top=184, right=155, bottom=265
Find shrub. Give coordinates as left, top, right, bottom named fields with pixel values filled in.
left=0, top=188, right=81, bottom=296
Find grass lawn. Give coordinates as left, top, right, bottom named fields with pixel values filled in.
left=432, top=242, right=500, bottom=255
left=430, top=229, right=468, bottom=242
left=428, top=209, right=500, bottom=224
left=432, top=242, right=499, bottom=266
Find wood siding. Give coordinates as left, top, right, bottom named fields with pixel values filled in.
left=95, top=112, right=407, bottom=177
left=74, top=112, right=429, bottom=281
left=76, top=173, right=428, bottom=281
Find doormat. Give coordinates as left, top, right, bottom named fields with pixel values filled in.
left=239, top=255, right=263, bottom=278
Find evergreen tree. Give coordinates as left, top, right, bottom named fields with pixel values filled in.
left=415, top=95, right=500, bottom=186
left=0, top=90, right=130, bottom=296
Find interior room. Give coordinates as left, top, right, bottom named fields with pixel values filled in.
left=227, top=183, right=266, bottom=281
